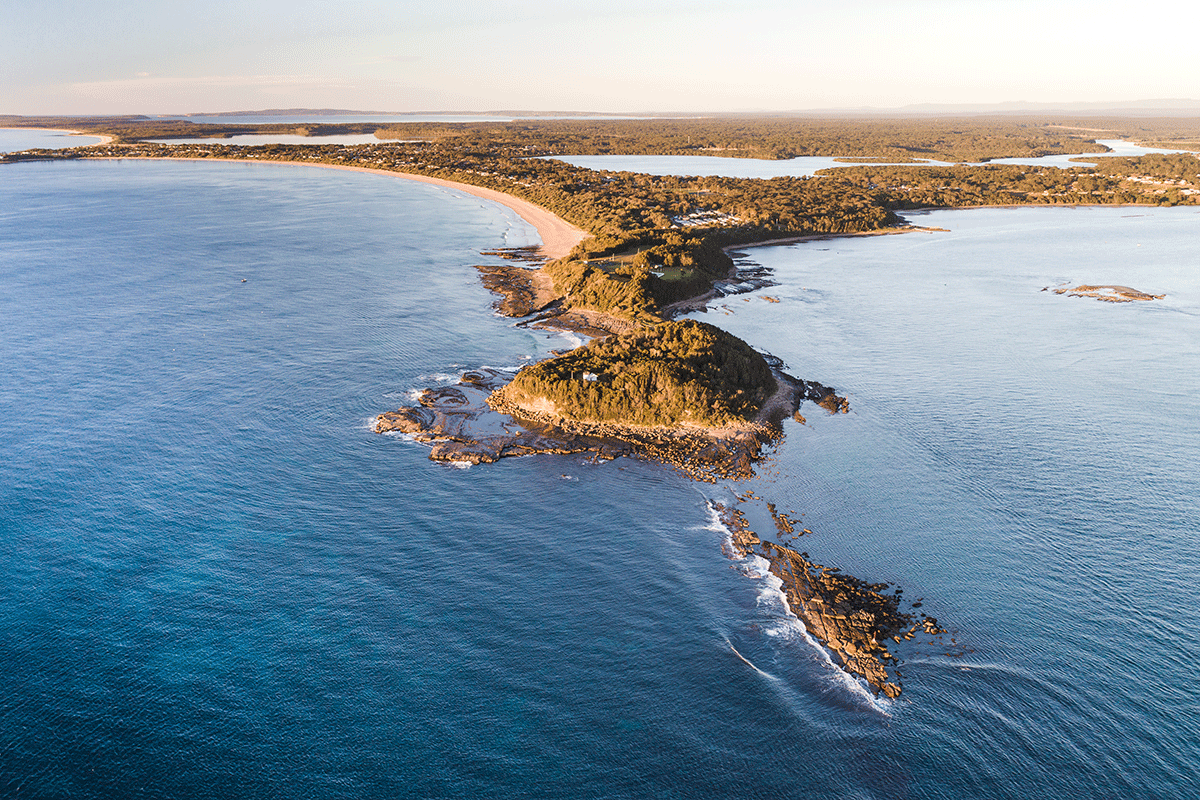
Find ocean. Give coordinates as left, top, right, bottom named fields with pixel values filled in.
left=1, top=159, right=1197, bottom=798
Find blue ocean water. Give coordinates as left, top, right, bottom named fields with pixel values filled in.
left=1, top=161, right=1198, bottom=798
left=0, top=129, right=104, bottom=153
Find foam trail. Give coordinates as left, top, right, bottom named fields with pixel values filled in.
left=704, top=500, right=893, bottom=714
left=726, top=638, right=775, bottom=679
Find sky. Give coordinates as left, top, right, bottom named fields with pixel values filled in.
left=4, top=0, right=1197, bottom=116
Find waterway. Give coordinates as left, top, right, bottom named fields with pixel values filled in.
left=1, top=160, right=1196, bottom=798
left=549, top=139, right=1196, bottom=178
left=0, top=128, right=104, bottom=153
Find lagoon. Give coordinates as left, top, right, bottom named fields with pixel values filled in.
left=549, top=139, right=1196, bottom=178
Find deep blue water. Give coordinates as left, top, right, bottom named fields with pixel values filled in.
left=2, top=161, right=1198, bottom=798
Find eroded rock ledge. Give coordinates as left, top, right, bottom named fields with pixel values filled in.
left=716, top=501, right=948, bottom=698
left=1045, top=283, right=1165, bottom=302
left=375, top=366, right=848, bottom=482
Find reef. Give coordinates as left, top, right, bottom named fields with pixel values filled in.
left=1045, top=283, right=1165, bottom=302
left=715, top=500, right=953, bottom=698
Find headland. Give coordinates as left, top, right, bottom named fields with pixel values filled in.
left=8, top=121, right=1194, bottom=696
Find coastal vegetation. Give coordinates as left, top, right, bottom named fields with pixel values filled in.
left=12, top=113, right=1194, bottom=696
left=9, top=112, right=1200, bottom=159
left=5, top=115, right=1197, bottom=325
left=491, top=320, right=777, bottom=428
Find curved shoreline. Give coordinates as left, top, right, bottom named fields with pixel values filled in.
left=0, top=127, right=114, bottom=147
left=79, top=155, right=588, bottom=260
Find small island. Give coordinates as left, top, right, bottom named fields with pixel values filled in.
left=491, top=320, right=776, bottom=429
left=1047, top=283, right=1165, bottom=302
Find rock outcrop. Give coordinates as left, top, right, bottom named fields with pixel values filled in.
left=715, top=502, right=911, bottom=698
left=1046, top=283, right=1165, bottom=302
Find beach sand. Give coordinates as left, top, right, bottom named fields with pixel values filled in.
left=332, top=166, right=589, bottom=260
left=87, top=156, right=589, bottom=260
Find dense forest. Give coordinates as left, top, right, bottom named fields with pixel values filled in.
left=8, top=113, right=1200, bottom=160
left=4, top=114, right=1198, bottom=325
left=492, top=320, right=777, bottom=428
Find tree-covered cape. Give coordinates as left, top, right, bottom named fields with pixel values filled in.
left=492, top=320, right=777, bottom=428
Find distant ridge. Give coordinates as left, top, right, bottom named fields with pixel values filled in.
left=720, top=100, right=1200, bottom=118
left=176, top=108, right=682, bottom=119
left=155, top=101, right=1200, bottom=121
left=894, top=99, right=1200, bottom=115
left=178, top=108, right=410, bottom=117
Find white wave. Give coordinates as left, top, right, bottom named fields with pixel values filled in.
left=448, top=460, right=473, bottom=469
left=478, top=364, right=524, bottom=372
left=415, top=372, right=461, bottom=384
left=701, top=500, right=893, bottom=711
left=379, top=430, right=420, bottom=444
left=556, top=331, right=585, bottom=349
left=720, top=536, right=893, bottom=714
left=751, top=559, right=892, bottom=714
left=700, top=500, right=741, bottom=558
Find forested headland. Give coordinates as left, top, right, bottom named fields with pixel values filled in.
left=6, top=114, right=1196, bottom=323
left=8, top=112, right=1196, bottom=696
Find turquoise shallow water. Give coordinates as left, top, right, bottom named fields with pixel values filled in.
left=2, top=161, right=1198, bottom=798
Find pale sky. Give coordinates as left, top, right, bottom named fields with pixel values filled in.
left=4, top=0, right=1197, bottom=115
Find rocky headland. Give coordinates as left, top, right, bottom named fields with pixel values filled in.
left=379, top=224, right=937, bottom=697
left=373, top=241, right=948, bottom=697
left=375, top=329, right=849, bottom=482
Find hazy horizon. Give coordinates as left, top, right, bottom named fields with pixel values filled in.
left=6, top=0, right=1198, bottom=117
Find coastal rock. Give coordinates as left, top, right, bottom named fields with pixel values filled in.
left=375, top=355, right=844, bottom=482
left=475, top=262, right=557, bottom=317
left=1046, top=283, right=1165, bottom=302
left=715, top=501, right=909, bottom=698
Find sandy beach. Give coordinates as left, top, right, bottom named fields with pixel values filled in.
left=331, top=165, right=589, bottom=260
left=85, top=156, right=588, bottom=260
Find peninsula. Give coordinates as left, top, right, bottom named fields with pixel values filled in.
left=5, top=113, right=1198, bottom=695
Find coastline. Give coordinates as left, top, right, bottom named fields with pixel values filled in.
left=79, top=156, right=588, bottom=260
left=79, top=131, right=115, bottom=147
left=0, top=128, right=114, bottom=147
left=32, top=149, right=917, bottom=695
